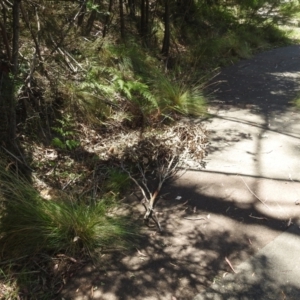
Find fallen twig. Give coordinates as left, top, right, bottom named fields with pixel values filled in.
left=1, top=146, right=33, bottom=172
left=136, top=248, right=147, bottom=257
left=238, top=175, right=271, bottom=210
left=225, top=256, right=237, bottom=274
left=249, top=213, right=268, bottom=220
left=183, top=216, right=206, bottom=220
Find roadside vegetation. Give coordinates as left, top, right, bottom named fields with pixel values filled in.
left=0, top=0, right=300, bottom=298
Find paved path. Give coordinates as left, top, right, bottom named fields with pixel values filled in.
left=193, top=223, right=300, bottom=300
left=192, top=45, right=300, bottom=299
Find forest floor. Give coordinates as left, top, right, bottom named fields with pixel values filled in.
left=61, top=45, right=300, bottom=300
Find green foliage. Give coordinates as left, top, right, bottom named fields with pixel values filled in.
left=107, top=42, right=159, bottom=80
left=0, top=167, right=138, bottom=259
left=172, top=0, right=294, bottom=70
left=66, top=42, right=162, bottom=124
left=67, top=86, right=114, bottom=123
left=280, top=0, right=300, bottom=18
left=236, top=0, right=267, bottom=14
left=74, top=40, right=207, bottom=123
left=51, top=115, right=80, bottom=150
left=52, top=137, right=80, bottom=151
left=87, top=0, right=100, bottom=13
left=113, top=76, right=158, bottom=113
left=152, top=74, right=207, bottom=117
left=103, top=168, right=130, bottom=194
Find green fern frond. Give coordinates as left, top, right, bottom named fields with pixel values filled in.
left=139, top=88, right=158, bottom=109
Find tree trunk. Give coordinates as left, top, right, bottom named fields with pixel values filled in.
left=85, top=9, right=97, bottom=35
left=0, top=1, right=11, bottom=61
left=140, top=0, right=149, bottom=42
left=9, top=0, right=21, bottom=145
left=0, top=20, right=11, bottom=62
left=0, top=0, right=18, bottom=152
left=161, top=0, right=170, bottom=57
left=145, top=0, right=149, bottom=36
left=77, top=0, right=87, bottom=27
left=12, top=0, right=20, bottom=76
left=128, top=0, right=136, bottom=18
left=140, top=0, right=146, bottom=37
left=119, top=0, right=125, bottom=39
left=103, top=0, right=114, bottom=37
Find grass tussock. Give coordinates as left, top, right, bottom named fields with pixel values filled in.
left=153, top=74, right=207, bottom=117
left=0, top=167, right=138, bottom=259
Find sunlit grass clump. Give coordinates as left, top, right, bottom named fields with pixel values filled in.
left=0, top=167, right=138, bottom=258
left=153, top=74, right=207, bottom=117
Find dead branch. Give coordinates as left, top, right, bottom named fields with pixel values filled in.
left=225, top=256, right=237, bottom=274
left=49, top=33, right=84, bottom=73
left=121, top=155, right=180, bottom=231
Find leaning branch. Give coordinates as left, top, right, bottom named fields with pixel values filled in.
left=122, top=155, right=179, bottom=231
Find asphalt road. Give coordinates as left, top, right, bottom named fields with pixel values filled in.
left=193, top=45, right=300, bottom=300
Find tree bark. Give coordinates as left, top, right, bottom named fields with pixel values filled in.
left=128, top=0, right=135, bottom=18
left=145, top=0, right=149, bottom=36
left=85, top=9, right=97, bottom=35
left=119, top=0, right=125, bottom=39
left=0, top=1, right=11, bottom=61
left=77, top=0, right=86, bottom=27
left=140, top=0, right=146, bottom=37
left=161, top=0, right=170, bottom=57
left=8, top=0, right=21, bottom=146
left=12, top=0, right=20, bottom=75
left=140, top=0, right=149, bottom=42
left=103, top=0, right=114, bottom=37
left=0, top=0, right=19, bottom=152
left=0, top=20, right=11, bottom=61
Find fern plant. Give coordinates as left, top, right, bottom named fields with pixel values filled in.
left=113, top=75, right=158, bottom=112
left=71, top=63, right=159, bottom=124
left=52, top=115, right=80, bottom=150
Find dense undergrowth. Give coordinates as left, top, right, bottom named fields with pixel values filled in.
left=0, top=0, right=300, bottom=298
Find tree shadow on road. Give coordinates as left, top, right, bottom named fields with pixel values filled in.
left=205, top=45, right=300, bottom=112
left=194, top=252, right=300, bottom=300
left=203, top=44, right=300, bottom=158
left=61, top=175, right=300, bottom=300
left=61, top=224, right=257, bottom=300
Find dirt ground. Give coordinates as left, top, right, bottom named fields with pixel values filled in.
left=61, top=45, right=300, bottom=300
